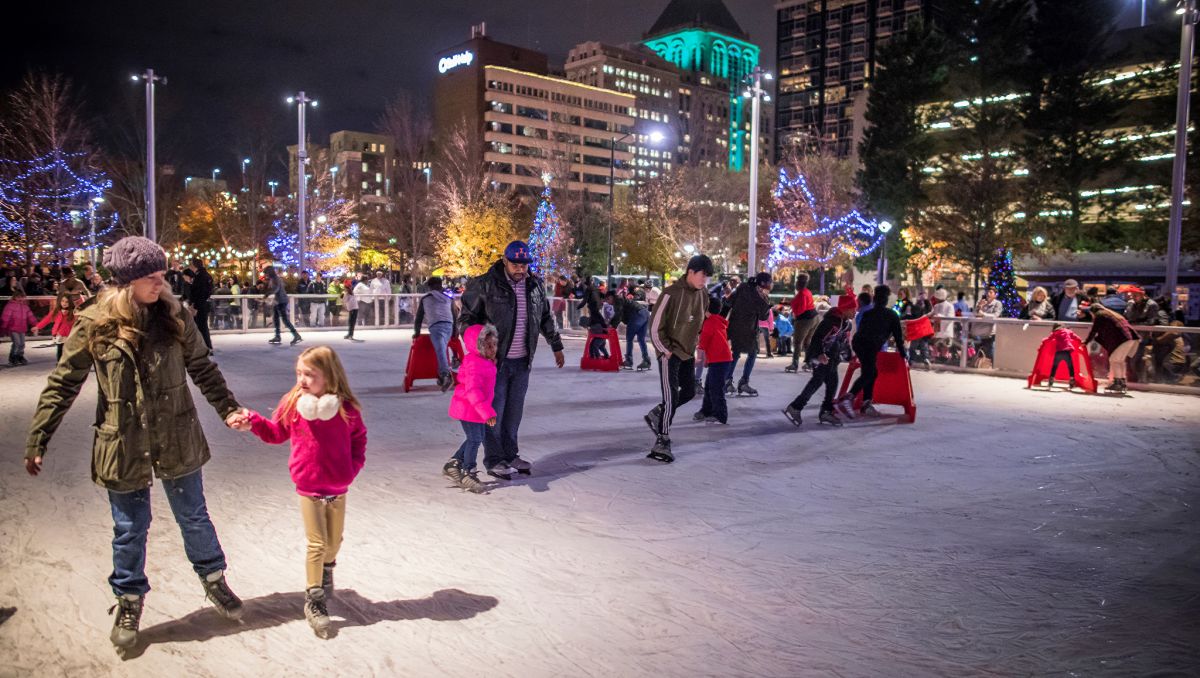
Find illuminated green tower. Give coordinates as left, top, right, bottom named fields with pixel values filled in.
left=643, top=0, right=760, bottom=171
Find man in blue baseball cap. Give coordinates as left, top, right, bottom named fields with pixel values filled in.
left=458, top=240, right=565, bottom=480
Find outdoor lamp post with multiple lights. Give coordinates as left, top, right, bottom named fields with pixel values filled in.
left=742, top=68, right=772, bottom=277
left=287, top=91, right=318, bottom=272
left=132, top=68, right=165, bottom=242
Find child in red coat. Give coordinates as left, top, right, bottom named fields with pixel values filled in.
left=694, top=297, right=733, bottom=424
left=1047, top=324, right=1082, bottom=389
left=33, top=294, right=78, bottom=362
left=235, top=345, right=366, bottom=638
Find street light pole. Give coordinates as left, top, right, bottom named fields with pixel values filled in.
left=89, top=196, right=103, bottom=267
left=608, top=130, right=633, bottom=290
left=289, top=92, right=316, bottom=273
left=134, top=69, right=165, bottom=242
left=1165, top=0, right=1196, bottom=311
left=743, top=68, right=772, bottom=277
left=268, top=180, right=278, bottom=198
left=877, top=221, right=893, bottom=285
left=241, top=157, right=250, bottom=192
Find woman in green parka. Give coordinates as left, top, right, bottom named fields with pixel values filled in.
left=24, top=236, right=249, bottom=653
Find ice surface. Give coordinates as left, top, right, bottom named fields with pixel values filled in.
left=0, top=330, right=1197, bottom=676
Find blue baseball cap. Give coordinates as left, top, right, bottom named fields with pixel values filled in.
left=504, top=240, right=533, bottom=264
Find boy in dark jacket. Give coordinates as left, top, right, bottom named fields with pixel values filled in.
left=837, top=285, right=907, bottom=417
left=644, top=255, right=713, bottom=463
left=783, top=294, right=856, bottom=427
left=693, top=296, right=733, bottom=424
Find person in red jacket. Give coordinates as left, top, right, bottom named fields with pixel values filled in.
left=235, top=345, right=367, bottom=638
left=693, top=296, right=733, bottom=424
left=786, top=273, right=818, bottom=373
left=33, top=293, right=78, bottom=362
left=1047, top=323, right=1083, bottom=389
left=1, top=286, right=39, bottom=366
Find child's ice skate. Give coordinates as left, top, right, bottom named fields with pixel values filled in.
left=304, top=587, right=331, bottom=639
left=782, top=405, right=803, bottom=427
left=818, top=410, right=844, bottom=427
left=201, top=570, right=243, bottom=620
left=647, top=436, right=674, bottom=463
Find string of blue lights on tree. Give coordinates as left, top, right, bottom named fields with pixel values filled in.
left=528, top=174, right=567, bottom=276
left=0, top=149, right=112, bottom=262
left=988, top=247, right=1022, bottom=318
left=266, top=195, right=359, bottom=276
left=764, top=168, right=887, bottom=269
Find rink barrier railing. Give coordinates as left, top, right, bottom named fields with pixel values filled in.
left=4, top=295, right=1198, bottom=396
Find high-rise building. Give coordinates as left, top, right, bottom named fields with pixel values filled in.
left=287, top=130, right=395, bottom=211
left=564, top=41, right=681, bottom=180
left=434, top=28, right=636, bottom=200
left=642, top=0, right=769, bottom=171
left=775, top=0, right=933, bottom=160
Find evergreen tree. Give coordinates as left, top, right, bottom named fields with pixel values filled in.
left=529, top=176, right=571, bottom=277
left=987, top=247, right=1022, bottom=317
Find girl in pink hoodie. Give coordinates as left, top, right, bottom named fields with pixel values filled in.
left=1, top=287, right=39, bottom=366
left=236, top=345, right=366, bottom=638
left=442, top=323, right=498, bottom=494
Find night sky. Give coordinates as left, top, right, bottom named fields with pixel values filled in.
left=4, top=0, right=777, bottom=180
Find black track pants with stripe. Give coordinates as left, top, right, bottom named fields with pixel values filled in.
left=656, top=353, right=696, bottom=437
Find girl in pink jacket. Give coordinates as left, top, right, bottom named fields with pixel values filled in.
left=33, top=294, right=78, bottom=362
left=238, top=345, right=366, bottom=638
left=2, top=288, right=39, bottom=366
left=442, top=323, right=498, bottom=494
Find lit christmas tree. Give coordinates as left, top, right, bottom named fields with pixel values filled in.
left=765, top=168, right=887, bottom=279
left=0, top=149, right=112, bottom=264
left=528, top=173, right=571, bottom=277
left=987, top=247, right=1022, bottom=317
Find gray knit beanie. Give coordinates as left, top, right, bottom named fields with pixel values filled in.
left=103, top=236, right=167, bottom=285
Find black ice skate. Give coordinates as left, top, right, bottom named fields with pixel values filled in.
left=621, top=359, right=634, bottom=370
left=724, top=377, right=736, bottom=395
left=784, top=364, right=798, bottom=373
left=509, top=456, right=532, bottom=475
left=737, top=379, right=758, bottom=397
left=304, top=587, right=331, bottom=639
left=108, top=593, right=143, bottom=653
left=859, top=401, right=881, bottom=417
left=443, top=458, right=465, bottom=485
left=321, top=562, right=336, bottom=600
left=486, top=463, right=514, bottom=481
left=647, top=436, right=674, bottom=463
left=268, top=336, right=282, bottom=344
left=693, top=410, right=708, bottom=422
left=201, top=570, right=244, bottom=620
left=644, top=404, right=664, bottom=435
left=636, top=358, right=651, bottom=372
left=290, top=335, right=304, bottom=346
left=782, top=405, right=803, bottom=427
left=818, top=410, right=843, bottom=427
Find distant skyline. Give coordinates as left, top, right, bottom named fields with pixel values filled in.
left=3, top=0, right=775, bottom=179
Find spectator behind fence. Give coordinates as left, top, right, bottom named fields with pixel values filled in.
left=1021, top=286, right=1055, bottom=320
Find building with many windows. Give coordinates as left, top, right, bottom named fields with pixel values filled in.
left=287, top=130, right=395, bottom=211
left=774, top=0, right=933, bottom=160
left=434, top=29, right=636, bottom=200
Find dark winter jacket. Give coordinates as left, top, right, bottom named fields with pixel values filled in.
left=189, top=267, right=213, bottom=306
left=649, top=278, right=707, bottom=360
left=725, top=282, right=770, bottom=353
left=458, top=260, right=563, bottom=365
left=1124, top=298, right=1166, bottom=327
left=26, top=303, right=240, bottom=492
left=1050, top=291, right=1085, bottom=321
left=853, top=305, right=908, bottom=360
left=808, top=311, right=853, bottom=364
left=1085, top=313, right=1139, bottom=354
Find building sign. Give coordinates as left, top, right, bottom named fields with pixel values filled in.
left=438, top=51, right=474, bottom=74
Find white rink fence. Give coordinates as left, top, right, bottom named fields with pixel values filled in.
left=4, top=294, right=1199, bottom=396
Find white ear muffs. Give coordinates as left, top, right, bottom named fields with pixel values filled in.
left=297, top=393, right=341, bottom=421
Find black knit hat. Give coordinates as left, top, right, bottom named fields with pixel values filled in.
left=103, top=236, right=167, bottom=285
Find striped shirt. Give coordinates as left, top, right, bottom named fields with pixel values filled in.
left=507, top=274, right=528, bottom=359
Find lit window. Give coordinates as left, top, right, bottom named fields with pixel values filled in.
left=362, top=181, right=368, bottom=189
left=376, top=172, right=382, bottom=182
left=362, top=162, right=368, bottom=172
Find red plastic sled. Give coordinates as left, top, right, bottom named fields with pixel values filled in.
left=904, top=316, right=934, bottom=341
left=404, top=334, right=465, bottom=392
left=580, top=327, right=623, bottom=372
left=836, top=352, right=917, bottom=423
left=1026, top=334, right=1097, bottom=393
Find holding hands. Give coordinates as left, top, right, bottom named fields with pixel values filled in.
left=225, top=408, right=253, bottom=432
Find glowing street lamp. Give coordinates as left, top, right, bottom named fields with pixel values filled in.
left=877, top=220, right=894, bottom=284
left=268, top=180, right=279, bottom=197
left=211, top=168, right=220, bottom=182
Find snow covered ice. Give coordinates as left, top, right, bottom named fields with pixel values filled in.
left=1, top=330, right=1197, bottom=676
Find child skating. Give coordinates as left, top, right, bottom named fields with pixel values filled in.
left=1, top=287, right=39, bottom=366
left=442, top=324, right=500, bottom=493
left=693, top=296, right=733, bottom=424
left=33, top=293, right=78, bottom=362
left=237, top=346, right=367, bottom=638
left=644, top=255, right=713, bottom=463
left=1047, top=324, right=1083, bottom=390
left=783, top=294, right=856, bottom=427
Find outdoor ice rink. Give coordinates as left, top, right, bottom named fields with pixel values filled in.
left=1, top=329, right=1197, bottom=677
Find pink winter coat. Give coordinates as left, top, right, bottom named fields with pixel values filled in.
left=248, top=397, right=367, bottom=497
left=1, top=299, right=38, bottom=334
left=448, top=324, right=498, bottom=424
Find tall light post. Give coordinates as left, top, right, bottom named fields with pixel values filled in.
left=1165, top=0, right=1196, bottom=311
left=607, top=128, right=664, bottom=288
left=241, top=157, right=250, bottom=192
left=211, top=168, right=220, bottom=183
left=743, top=67, right=772, bottom=277
left=330, top=165, right=339, bottom=197
left=877, top=220, right=893, bottom=284
left=89, top=196, right=104, bottom=266
left=287, top=92, right=317, bottom=272
left=133, top=69, right=165, bottom=242
left=268, top=180, right=278, bottom=198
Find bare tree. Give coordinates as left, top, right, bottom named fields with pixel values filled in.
left=374, top=91, right=434, bottom=274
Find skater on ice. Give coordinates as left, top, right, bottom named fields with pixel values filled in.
left=621, top=283, right=652, bottom=371
left=644, top=254, right=713, bottom=463
left=458, top=240, right=565, bottom=480
left=836, top=285, right=908, bottom=418
left=725, top=271, right=773, bottom=397
left=1084, top=303, right=1141, bottom=395
left=234, top=345, right=366, bottom=638
left=412, top=276, right=459, bottom=393
left=783, top=293, right=857, bottom=427
left=442, top=324, right=500, bottom=494
left=1, top=285, right=39, bottom=366
left=23, top=236, right=248, bottom=653
left=692, top=295, right=733, bottom=424
left=786, top=273, right=818, bottom=373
